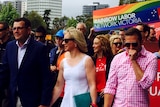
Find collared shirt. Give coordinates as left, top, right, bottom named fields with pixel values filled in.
left=104, top=46, right=157, bottom=107
left=16, top=36, right=30, bottom=68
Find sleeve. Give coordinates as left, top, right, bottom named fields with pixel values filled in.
left=0, top=45, right=10, bottom=91
left=40, top=45, right=54, bottom=105
left=138, top=57, right=158, bottom=89
left=104, top=56, right=118, bottom=95
left=49, top=47, right=58, bottom=65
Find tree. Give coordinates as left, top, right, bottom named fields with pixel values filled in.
left=52, top=17, right=60, bottom=30
left=51, top=16, right=69, bottom=34
left=119, top=0, right=147, bottom=5
left=23, top=11, right=29, bottom=18
left=0, top=3, right=19, bottom=26
left=76, top=15, right=92, bottom=23
left=52, top=16, right=69, bottom=29
left=59, top=16, right=69, bottom=29
left=43, top=9, right=51, bottom=32
left=66, top=17, right=77, bottom=28
left=26, top=11, right=46, bottom=30
left=0, top=4, right=2, bottom=10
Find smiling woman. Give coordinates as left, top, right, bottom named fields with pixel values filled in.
left=50, top=27, right=97, bottom=107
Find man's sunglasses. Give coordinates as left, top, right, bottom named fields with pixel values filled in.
left=35, top=36, right=45, bottom=39
left=113, top=42, right=122, bottom=47
left=63, top=38, right=74, bottom=43
left=124, top=42, right=138, bottom=48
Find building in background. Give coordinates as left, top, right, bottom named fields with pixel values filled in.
left=27, top=0, right=62, bottom=26
left=83, top=2, right=109, bottom=16
left=1, top=0, right=62, bottom=27
left=13, top=0, right=22, bottom=16
left=21, top=0, right=27, bottom=17
left=2, top=0, right=27, bottom=17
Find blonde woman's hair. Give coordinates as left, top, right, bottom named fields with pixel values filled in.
left=64, top=27, right=88, bottom=53
left=109, top=35, right=123, bottom=47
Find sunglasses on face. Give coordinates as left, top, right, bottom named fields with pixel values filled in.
left=63, top=38, right=74, bottom=43
left=124, top=42, right=138, bottom=48
left=35, top=36, right=45, bottom=39
left=113, top=42, right=122, bottom=47
left=55, top=36, right=63, bottom=40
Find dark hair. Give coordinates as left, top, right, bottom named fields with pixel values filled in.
left=0, top=21, right=9, bottom=30
left=35, top=26, right=46, bottom=36
left=125, top=27, right=142, bottom=42
left=119, top=28, right=125, bottom=31
left=137, top=22, right=150, bottom=36
left=14, top=17, right=31, bottom=28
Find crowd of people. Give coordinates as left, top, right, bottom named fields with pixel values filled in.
left=0, top=17, right=159, bottom=107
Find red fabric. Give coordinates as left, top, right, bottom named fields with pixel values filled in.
left=149, top=59, right=160, bottom=107
left=96, top=57, right=106, bottom=92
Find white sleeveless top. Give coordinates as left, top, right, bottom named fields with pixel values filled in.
left=60, top=55, right=90, bottom=107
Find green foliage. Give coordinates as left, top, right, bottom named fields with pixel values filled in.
left=52, top=15, right=93, bottom=35
left=26, top=11, right=46, bottom=31
left=119, top=0, right=147, bottom=5
left=23, top=11, right=29, bottom=18
left=0, top=3, right=19, bottom=26
left=66, top=17, right=77, bottom=28
left=43, top=10, right=51, bottom=32
left=51, top=16, right=69, bottom=34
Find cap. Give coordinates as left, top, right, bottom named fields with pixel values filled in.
left=55, top=29, right=64, bottom=38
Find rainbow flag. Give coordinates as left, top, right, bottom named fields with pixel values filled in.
left=93, top=0, right=160, bottom=32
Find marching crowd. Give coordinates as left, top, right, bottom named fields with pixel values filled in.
left=0, top=17, right=159, bottom=107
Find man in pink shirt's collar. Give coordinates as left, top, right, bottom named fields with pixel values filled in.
left=104, top=27, right=157, bottom=107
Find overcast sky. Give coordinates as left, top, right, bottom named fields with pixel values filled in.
left=62, top=0, right=119, bottom=17
left=1, top=0, right=119, bottom=17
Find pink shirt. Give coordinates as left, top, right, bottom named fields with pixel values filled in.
left=104, top=47, right=157, bottom=107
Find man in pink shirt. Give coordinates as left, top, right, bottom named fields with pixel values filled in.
left=104, top=27, right=157, bottom=107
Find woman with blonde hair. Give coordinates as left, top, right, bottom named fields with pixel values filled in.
left=50, top=27, right=97, bottom=107
left=109, top=35, right=123, bottom=55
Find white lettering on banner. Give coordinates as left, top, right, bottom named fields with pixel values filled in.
left=94, top=16, right=117, bottom=23
left=117, top=13, right=136, bottom=20
left=149, top=86, right=160, bottom=96
left=156, top=72, right=160, bottom=81
left=149, top=72, right=160, bottom=96
left=94, top=12, right=142, bottom=29
left=118, top=17, right=142, bottom=26
left=94, top=21, right=118, bottom=29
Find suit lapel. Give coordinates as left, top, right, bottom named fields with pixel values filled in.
left=10, top=41, right=19, bottom=72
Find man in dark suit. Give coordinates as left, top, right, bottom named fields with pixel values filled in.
left=0, top=21, right=13, bottom=107
left=0, top=18, right=53, bottom=107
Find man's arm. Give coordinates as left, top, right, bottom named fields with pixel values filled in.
left=128, top=49, right=144, bottom=81
left=131, top=60, right=144, bottom=81
left=104, top=93, right=114, bottom=107
left=40, top=46, right=54, bottom=106
left=129, top=49, right=157, bottom=89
